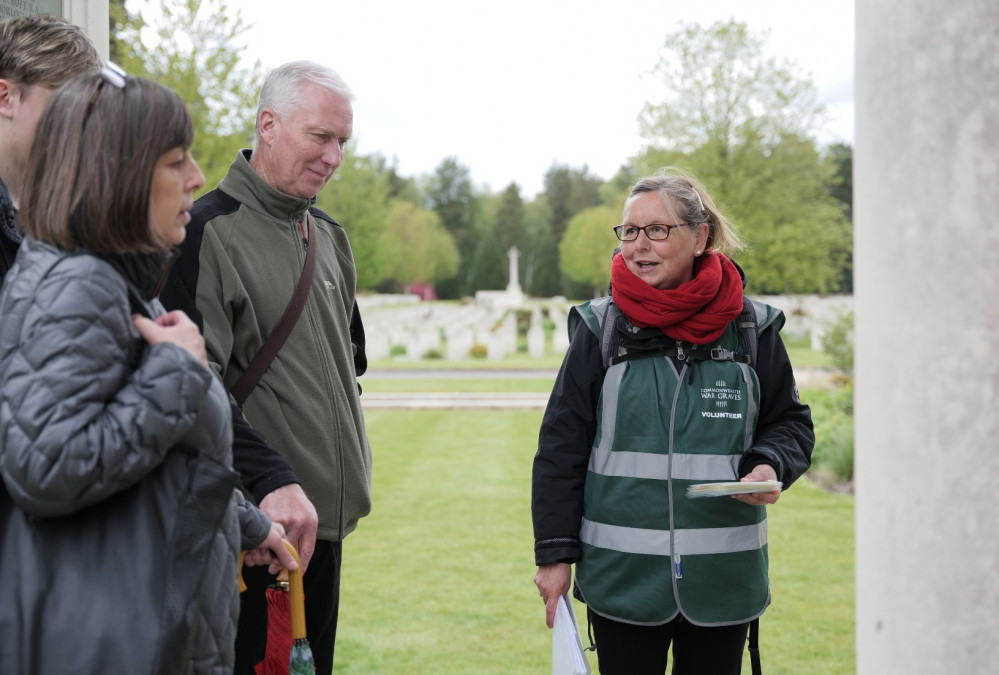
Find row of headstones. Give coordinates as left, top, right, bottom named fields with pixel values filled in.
left=358, top=293, right=853, bottom=362
left=360, top=300, right=571, bottom=362
left=752, top=294, right=855, bottom=349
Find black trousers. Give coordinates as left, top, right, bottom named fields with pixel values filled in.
left=234, top=539, right=342, bottom=675
left=589, top=611, right=749, bottom=675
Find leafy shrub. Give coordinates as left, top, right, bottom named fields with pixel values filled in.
left=821, top=310, right=854, bottom=377
left=422, top=348, right=444, bottom=360
left=469, top=343, right=488, bottom=359
left=801, top=385, right=854, bottom=483
left=815, top=408, right=854, bottom=482
left=389, top=344, right=407, bottom=358
left=515, top=309, right=531, bottom=333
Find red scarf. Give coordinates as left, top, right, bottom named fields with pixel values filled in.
left=610, top=251, right=744, bottom=344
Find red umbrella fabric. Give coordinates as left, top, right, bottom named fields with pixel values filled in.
left=239, top=543, right=314, bottom=675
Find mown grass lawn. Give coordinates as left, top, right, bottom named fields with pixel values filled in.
left=334, top=407, right=854, bottom=674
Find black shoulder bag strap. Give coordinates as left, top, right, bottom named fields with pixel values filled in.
left=230, top=213, right=316, bottom=407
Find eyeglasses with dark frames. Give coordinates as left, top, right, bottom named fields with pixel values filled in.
left=83, top=62, right=127, bottom=126
left=612, top=223, right=689, bottom=242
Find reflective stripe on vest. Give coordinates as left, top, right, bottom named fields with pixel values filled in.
left=580, top=517, right=768, bottom=556
left=589, top=447, right=740, bottom=480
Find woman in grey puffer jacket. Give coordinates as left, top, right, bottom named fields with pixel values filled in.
left=0, top=70, right=297, bottom=674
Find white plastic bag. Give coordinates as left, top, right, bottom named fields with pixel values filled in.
left=552, top=594, right=591, bottom=675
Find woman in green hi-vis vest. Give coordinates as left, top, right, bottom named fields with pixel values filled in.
left=532, top=168, right=814, bottom=675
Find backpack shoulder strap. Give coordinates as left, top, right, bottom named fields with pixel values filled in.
left=737, top=297, right=785, bottom=367
left=598, top=301, right=622, bottom=369
left=567, top=297, right=625, bottom=370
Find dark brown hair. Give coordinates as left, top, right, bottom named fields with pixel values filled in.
left=21, top=73, right=194, bottom=254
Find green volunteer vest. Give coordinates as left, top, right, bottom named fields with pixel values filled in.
left=572, top=297, right=770, bottom=626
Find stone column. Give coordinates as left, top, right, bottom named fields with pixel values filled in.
left=855, top=1, right=999, bottom=672
left=1, top=1, right=109, bottom=60
left=506, top=246, right=522, bottom=294
left=1, top=0, right=62, bottom=19
left=64, top=1, right=110, bottom=60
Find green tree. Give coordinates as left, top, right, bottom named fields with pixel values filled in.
left=464, top=187, right=521, bottom=293
left=641, top=19, right=823, bottom=156
left=378, top=199, right=459, bottom=292
left=523, top=197, right=561, bottom=297
left=723, top=133, right=851, bottom=293
left=825, top=143, right=853, bottom=292
left=494, top=182, right=526, bottom=251
left=467, top=227, right=508, bottom=292
left=601, top=163, right=638, bottom=209
left=109, top=0, right=145, bottom=66
left=110, top=0, right=262, bottom=193
left=542, top=164, right=605, bottom=296
left=424, top=157, right=478, bottom=298
left=465, top=182, right=529, bottom=294
left=638, top=20, right=850, bottom=294
left=316, top=150, right=393, bottom=290
left=825, top=143, right=853, bottom=221
left=559, top=206, right=619, bottom=297
left=543, top=164, right=603, bottom=242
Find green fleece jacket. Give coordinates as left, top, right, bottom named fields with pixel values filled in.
left=163, top=150, right=372, bottom=542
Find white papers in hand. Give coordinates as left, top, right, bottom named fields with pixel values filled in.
left=552, top=594, right=591, bottom=675
left=686, top=480, right=783, bottom=498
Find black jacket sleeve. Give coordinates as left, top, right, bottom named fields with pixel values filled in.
left=737, top=323, right=815, bottom=488
left=0, top=179, right=22, bottom=286
left=159, top=190, right=299, bottom=503
left=532, top=324, right=604, bottom=566
left=350, top=300, right=367, bottom=393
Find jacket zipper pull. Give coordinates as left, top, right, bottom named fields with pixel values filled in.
left=673, top=553, right=683, bottom=579
left=676, top=342, right=686, bottom=361
left=299, top=218, right=308, bottom=253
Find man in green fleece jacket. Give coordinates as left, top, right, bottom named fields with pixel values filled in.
left=160, top=60, right=372, bottom=675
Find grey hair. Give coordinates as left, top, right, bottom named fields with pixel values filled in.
left=253, top=60, right=354, bottom=148
left=628, top=167, right=746, bottom=255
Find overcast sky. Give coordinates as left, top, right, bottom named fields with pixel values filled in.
left=234, top=0, right=854, bottom=198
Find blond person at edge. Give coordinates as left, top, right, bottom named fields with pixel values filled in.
left=0, top=13, right=102, bottom=285
left=160, top=60, right=373, bottom=674
left=0, top=71, right=297, bottom=673
left=532, top=169, right=813, bottom=674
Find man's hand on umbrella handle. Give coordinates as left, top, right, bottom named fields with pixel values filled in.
left=259, top=483, right=318, bottom=573
left=244, top=523, right=299, bottom=575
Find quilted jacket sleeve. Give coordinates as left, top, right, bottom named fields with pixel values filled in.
left=234, top=490, right=272, bottom=550
left=0, top=263, right=216, bottom=518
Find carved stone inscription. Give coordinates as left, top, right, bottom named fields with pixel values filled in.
left=1, top=0, right=63, bottom=20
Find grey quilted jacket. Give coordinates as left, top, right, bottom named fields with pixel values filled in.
left=0, top=237, right=272, bottom=674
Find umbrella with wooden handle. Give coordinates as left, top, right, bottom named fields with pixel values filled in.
left=238, top=542, right=314, bottom=674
